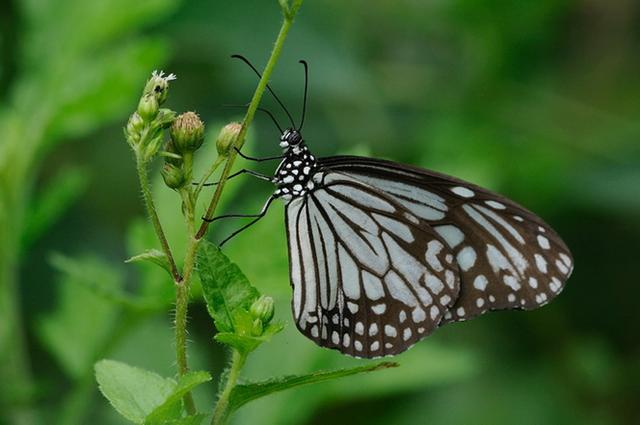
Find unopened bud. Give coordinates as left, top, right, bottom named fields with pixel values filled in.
left=251, top=318, right=264, bottom=337
left=126, top=112, right=144, bottom=136
left=216, top=122, right=242, bottom=156
left=250, top=295, right=275, bottom=325
left=161, top=163, right=186, bottom=189
left=171, top=112, right=205, bottom=153
left=137, top=93, right=159, bottom=121
left=144, top=70, right=177, bottom=105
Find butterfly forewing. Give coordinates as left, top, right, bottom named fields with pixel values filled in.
left=319, top=156, right=574, bottom=324
left=285, top=171, right=460, bottom=357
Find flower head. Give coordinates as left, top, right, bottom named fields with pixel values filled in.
left=144, top=70, right=177, bottom=105
left=170, top=112, right=205, bottom=153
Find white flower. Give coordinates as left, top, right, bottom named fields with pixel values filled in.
left=151, top=69, right=177, bottom=82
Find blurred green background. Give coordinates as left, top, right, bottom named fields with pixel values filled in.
left=1, top=0, right=639, bottom=424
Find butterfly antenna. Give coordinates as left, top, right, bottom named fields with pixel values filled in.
left=221, top=103, right=284, bottom=133
left=231, top=54, right=296, bottom=129
left=298, top=60, right=309, bottom=131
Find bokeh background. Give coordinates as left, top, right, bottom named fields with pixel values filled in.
left=1, top=0, right=639, bottom=424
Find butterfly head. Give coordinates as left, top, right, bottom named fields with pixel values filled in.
left=280, top=128, right=303, bottom=149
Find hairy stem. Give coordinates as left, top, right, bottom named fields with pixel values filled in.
left=134, top=153, right=181, bottom=281
left=173, top=170, right=198, bottom=414
left=196, top=10, right=297, bottom=239
left=211, top=350, right=246, bottom=425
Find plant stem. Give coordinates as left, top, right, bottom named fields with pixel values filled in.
left=211, top=349, right=246, bottom=425
left=134, top=153, right=181, bottom=282
left=174, top=175, right=198, bottom=414
left=196, top=10, right=297, bottom=240
left=194, top=155, right=225, bottom=202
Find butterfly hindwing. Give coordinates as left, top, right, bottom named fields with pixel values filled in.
left=285, top=171, right=460, bottom=357
left=319, top=156, right=574, bottom=324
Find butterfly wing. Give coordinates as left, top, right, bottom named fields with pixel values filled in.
left=319, top=156, right=573, bottom=324
left=285, top=171, right=460, bottom=357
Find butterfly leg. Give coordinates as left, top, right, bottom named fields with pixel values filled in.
left=216, top=195, right=278, bottom=247
left=234, top=147, right=284, bottom=162
left=197, top=169, right=272, bottom=187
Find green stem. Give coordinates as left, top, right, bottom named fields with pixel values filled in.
left=134, top=153, right=181, bottom=282
left=196, top=10, right=297, bottom=240
left=194, top=155, right=225, bottom=202
left=211, top=350, right=247, bottom=425
left=174, top=181, right=198, bottom=414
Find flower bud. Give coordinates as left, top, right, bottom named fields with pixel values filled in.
left=144, top=70, right=176, bottom=105
left=170, top=112, right=205, bottom=153
left=137, top=93, right=159, bottom=121
left=216, top=122, right=242, bottom=156
left=251, top=318, right=264, bottom=337
left=126, top=112, right=144, bottom=136
left=161, top=163, right=186, bottom=189
left=250, top=295, right=275, bottom=325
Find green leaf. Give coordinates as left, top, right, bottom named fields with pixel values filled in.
left=95, top=360, right=176, bottom=424
left=144, top=371, right=212, bottom=424
left=49, top=253, right=163, bottom=311
left=126, top=249, right=172, bottom=275
left=227, top=362, right=398, bottom=414
left=37, top=255, right=123, bottom=379
left=214, top=322, right=284, bottom=354
left=197, top=240, right=259, bottom=333
left=22, top=166, right=89, bottom=249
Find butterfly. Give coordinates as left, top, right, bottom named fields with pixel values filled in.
left=210, top=56, right=574, bottom=358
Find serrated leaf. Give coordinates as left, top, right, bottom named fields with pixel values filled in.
left=95, top=360, right=176, bottom=424
left=227, top=362, right=398, bottom=415
left=144, top=371, right=212, bottom=424
left=126, top=249, right=172, bottom=275
left=197, top=240, right=259, bottom=333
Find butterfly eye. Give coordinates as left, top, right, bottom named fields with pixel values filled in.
left=287, top=130, right=302, bottom=145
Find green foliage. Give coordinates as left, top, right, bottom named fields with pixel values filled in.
left=227, top=362, right=398, bottom=414
left=38, top=255, right=123, bottom=379
left=21, top=166, right=89, bottom=250
left=95, top=359, right=211, bottom=424
left=126, top=249, right=173, bottom=277
left=197, top=241, right=260, bottom=334
left=2, top=0, right=639, bottom=424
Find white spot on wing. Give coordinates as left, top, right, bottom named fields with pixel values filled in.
left=473, top=275, right=488, bottom=291
left=485, top=200, right=506, bottom=210
left=451, top=186, right=475, bottom=198
left=434, top=225, right=465, bottom=248
left=457, top=246, right=477, bottom=271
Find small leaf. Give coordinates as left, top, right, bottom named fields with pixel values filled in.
left=126, top=249, right=172, bottom=275
left=215, top=321, right=284, bottom=354
left=227, top=362, right=398, bottom=414
left=197, top=240, right=259, bottom=333
left=145, top=371, right=212, bottom=424
left=95, top=360, right=176, bottom=424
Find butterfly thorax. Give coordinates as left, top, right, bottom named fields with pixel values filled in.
left=273, top=140, right=319, bottom=201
